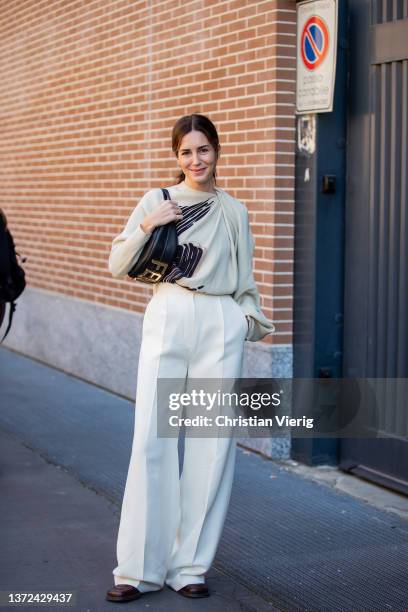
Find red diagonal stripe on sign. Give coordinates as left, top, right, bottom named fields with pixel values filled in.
left=306, top=24, right=324, bottom=60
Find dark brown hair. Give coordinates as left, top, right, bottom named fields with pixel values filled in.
left=171, top=114, right=220, bottom=184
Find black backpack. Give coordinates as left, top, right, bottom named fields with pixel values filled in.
left=0, top=210, right=26, bottom=343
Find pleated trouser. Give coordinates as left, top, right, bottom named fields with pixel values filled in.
left=112, top=281, right=247, bottom=592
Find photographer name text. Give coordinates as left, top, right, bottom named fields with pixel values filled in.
left=168, top=415, right=314, bottom=428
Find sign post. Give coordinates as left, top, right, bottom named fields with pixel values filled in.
left=293, top=0, right=348, bottom=466
left=296, top=0, right=338, bottom=114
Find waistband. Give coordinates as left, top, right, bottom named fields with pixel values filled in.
left=153, top=281, right=231, bottom=299
left=153, top=281, right=193, bottom=296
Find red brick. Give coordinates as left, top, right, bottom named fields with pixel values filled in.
left=0, top=0, right=296, bottom=345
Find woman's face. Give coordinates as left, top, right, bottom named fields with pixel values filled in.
left=176, top=130, right=218, bottom=191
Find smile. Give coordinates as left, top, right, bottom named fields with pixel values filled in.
left=192, top=168, right=206, bottom=174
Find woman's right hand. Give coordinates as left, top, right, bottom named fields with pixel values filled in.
left=140, top=200, right=183, bottom=234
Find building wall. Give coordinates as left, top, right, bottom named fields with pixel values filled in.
left=1, top=0, right=296, bottom=456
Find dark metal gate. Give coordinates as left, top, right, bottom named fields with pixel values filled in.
left=340, top=0, right=408, bottom=494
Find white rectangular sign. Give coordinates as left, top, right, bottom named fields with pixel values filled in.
left=296, top=0, right=338, bottom=114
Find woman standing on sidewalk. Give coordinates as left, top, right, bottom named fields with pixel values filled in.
left=106, top=114, right=275, bottom=603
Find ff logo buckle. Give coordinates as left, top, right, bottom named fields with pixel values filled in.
left=137, top=259, right=169, bottom=283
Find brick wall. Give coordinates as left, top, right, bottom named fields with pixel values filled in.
left=0, top=0, right=296, bottom=345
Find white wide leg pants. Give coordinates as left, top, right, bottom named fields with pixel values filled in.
left=112, top=282, right=247, bottom=593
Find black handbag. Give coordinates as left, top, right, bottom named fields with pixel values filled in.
left=127, top=188, right=178, bottom=284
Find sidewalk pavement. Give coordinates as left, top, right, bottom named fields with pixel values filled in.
left=1, top=347, right=408, bottom=612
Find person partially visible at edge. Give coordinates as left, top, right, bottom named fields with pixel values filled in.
left=106, top=113, right=275, bottom=603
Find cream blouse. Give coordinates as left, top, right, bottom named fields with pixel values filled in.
left=108, top=181, right=275, bottom=342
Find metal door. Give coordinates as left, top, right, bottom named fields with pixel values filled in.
left=340, top=0, right=408, bottom=494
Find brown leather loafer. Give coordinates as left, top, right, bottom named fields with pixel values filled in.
left=105, top=584, right=142, bottom=602
left=169, top=583, right=210, bottom=598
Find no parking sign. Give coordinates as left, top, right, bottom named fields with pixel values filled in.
left=296, top=0, right=338, bottom=113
